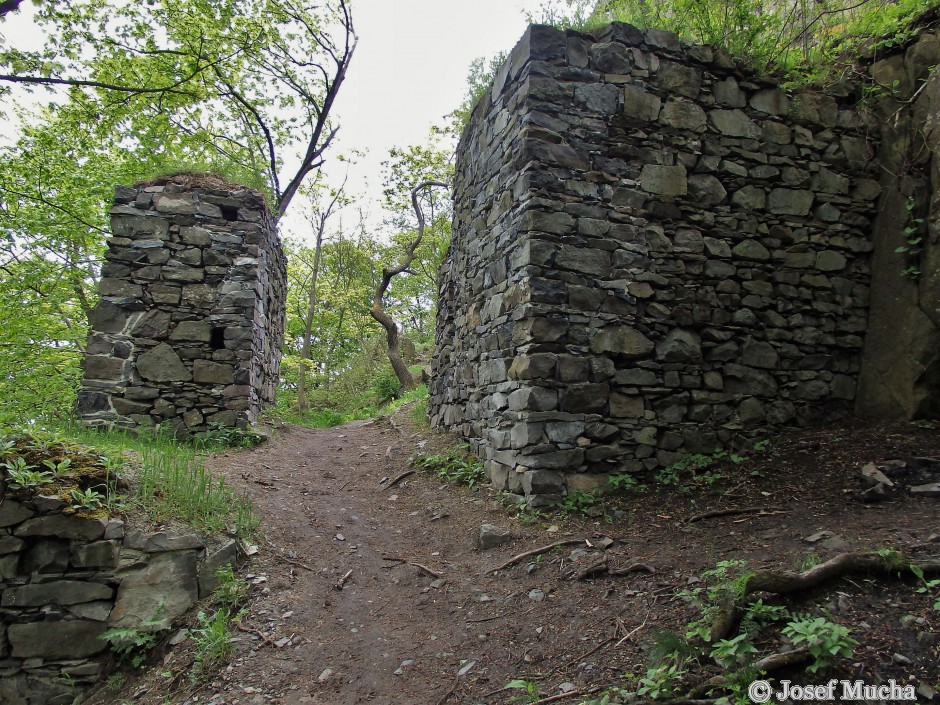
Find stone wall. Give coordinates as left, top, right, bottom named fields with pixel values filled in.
left=0, top=497, right=235, bottom=704
left=429, top=24, right=883, bottom=505
left=76, top=176, right=286, bottom=432
left=857, top=33, right=940, bottom=419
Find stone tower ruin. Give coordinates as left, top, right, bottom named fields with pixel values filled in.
left=76, top=175, right=286, bottom=432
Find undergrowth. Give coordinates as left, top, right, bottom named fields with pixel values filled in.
left=24, top=421, right=260, bottom=540
left=412, top=444, right=486, bottom=487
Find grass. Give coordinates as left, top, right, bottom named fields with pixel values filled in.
left=271, top=383, right=429, bottom=429
left=35, top=420, right=259, bottom=540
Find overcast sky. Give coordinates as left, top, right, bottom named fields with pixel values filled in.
left=307, top=0, right=546, bottom=240
left=1, top=0, right=550, bottom=239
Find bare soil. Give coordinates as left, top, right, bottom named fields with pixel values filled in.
left=89, top=413, right=940, bottom=705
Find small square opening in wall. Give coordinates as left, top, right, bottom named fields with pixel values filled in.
left=219, top=205, right=239, bottom=221
left=210, top=327, right=226, bottom=350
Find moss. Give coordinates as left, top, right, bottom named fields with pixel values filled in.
left=1, top=432, right=119, bottom=514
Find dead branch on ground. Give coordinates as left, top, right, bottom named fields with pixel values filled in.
left=485, top=539, right=587, bottom=574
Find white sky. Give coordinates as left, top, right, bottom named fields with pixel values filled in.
left=1, top=0, right=549, bottom=241
left=293, top=0, right=547, bottom=240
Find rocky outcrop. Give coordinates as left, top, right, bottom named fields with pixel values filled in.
left=0, top=497, right=235, bottom=704
left=429, top=24, right=882, bottom=505
left=76, top=176, right=286, bottom=432
left=857, top=32, right=940, bottom=419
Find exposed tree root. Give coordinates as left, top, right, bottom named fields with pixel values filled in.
left=710, top=551, right=940, bottom=641
left=563, top=554, right=655, bottom=581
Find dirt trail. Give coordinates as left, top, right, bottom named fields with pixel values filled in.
left=92, top=414, right=940, bottom=705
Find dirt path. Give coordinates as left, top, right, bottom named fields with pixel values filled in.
left=93, top=414, right=940, bottom=704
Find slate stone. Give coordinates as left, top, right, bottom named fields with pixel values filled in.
left=589, top=327, right=655, bottom=358
left=790, top=92, right=838, bottom=127
left=590, top=42, right=632, bottom=74
left=660, top=98, right=707, bottom=131
left=123, top=529, right=205, bottom=552
left=741, top=339, right=779, bottom=368
left=656, top=329, right=702, bottom=361
left=110, top=550, right=201, bottom=627
left=622, top=85, right=662, bottom=122
left=732, top=240, right=771, bottom=261
left=67, top=600, right=113, bottom=621
left=657, top=60, right=702, bottom=98
left=713, top=77, right=746, bottom=107
left=70, top=540, right=120, bottom=569
left=2, top=580, right=113, bottom=607
left=610, top=393, right=644, bottom=418
left=8, top=620, right=108, bottom=658
left=14, top=514, right=105, bottom=541
left=507, top=387, right=558, bottom=411
left=0, top=535, right=24, bottom=554
left=0, top=501, right=33, bottom=528
left=749, top=88, right=790, bottom=115
left=508, top=354, right=557, bottom=380
left=23, top=539, right=69, bottom=573
left=521, top=470, right=565, bottom=496
left=768, top=188, right=814, bottom=215
left=556, top=245, right=611, bottom=277
left=83, top=355, right=128, bottom=381
left=709, top=109, right=761, bottom=139
left=815, top=250, right=847, bottom=271
left=198, top=539, right=239, bottom=597
left=529, top=141, right=590, bottom=171
left=478, top=524, right=511, bottom=550
left=688, top=174, right=727, bottom=205
left=640, top=164, right=688, bottom=196
left=575, top=83, right=619, bottom=114
left=562, top=383, right=609, bottom=413
left=137, top=343, right=191, bottom=382
left=154, top=195, right=197, bottom=215
left=732, top=185, right=766, bottom=210
left=130, top=309, right=171, bottom=339
left=645, top=28, right=680, bottom=50
left=193, top=359, right=236, bottom=385
left=723, top=363, right=778, bottom=395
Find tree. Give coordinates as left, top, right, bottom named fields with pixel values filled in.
left=296, top=182, right=348, bottom=412
left=0, top=0, right=356, bottom=221
left=0, top=0, right=357, bottom=422
left=370, top=180, right=449, bottom=392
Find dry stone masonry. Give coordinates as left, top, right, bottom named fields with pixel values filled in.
left=0, top=496, right=235, bottom=705
left=429, top=24, right=887, bottom=505
left=76, top=176, right=287, bottom=432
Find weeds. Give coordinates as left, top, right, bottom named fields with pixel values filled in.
left=191, top=608, right=242, bottom=676
left=910, top=564, right=940, bottom=611
left=100, top=608, right=169, bottom=669
left=412, top=446, right=486, bottom=488
left=213, top=565, right=249, bottom=611
left=193, top=424, right=264, bottom=450
left=654, top=449, right=745, bottom=487
left=503, top=678, right=542, bottom=703
left=782, top=616, right=858, bottom=673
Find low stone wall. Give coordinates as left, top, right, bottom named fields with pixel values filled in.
left=76, top=176, right=287, bottom=433
left=0, top=497, right=235, bottom=704
left=429, top=24, right=883, bottom=504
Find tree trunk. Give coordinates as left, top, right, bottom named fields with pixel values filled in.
left=369, top=180, right=448, bottom=391
left=296, top=231, right=323, bottom=411
left=297, top=187, right=344, bottom=411
left=370, top=304, right=415, bottom=391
